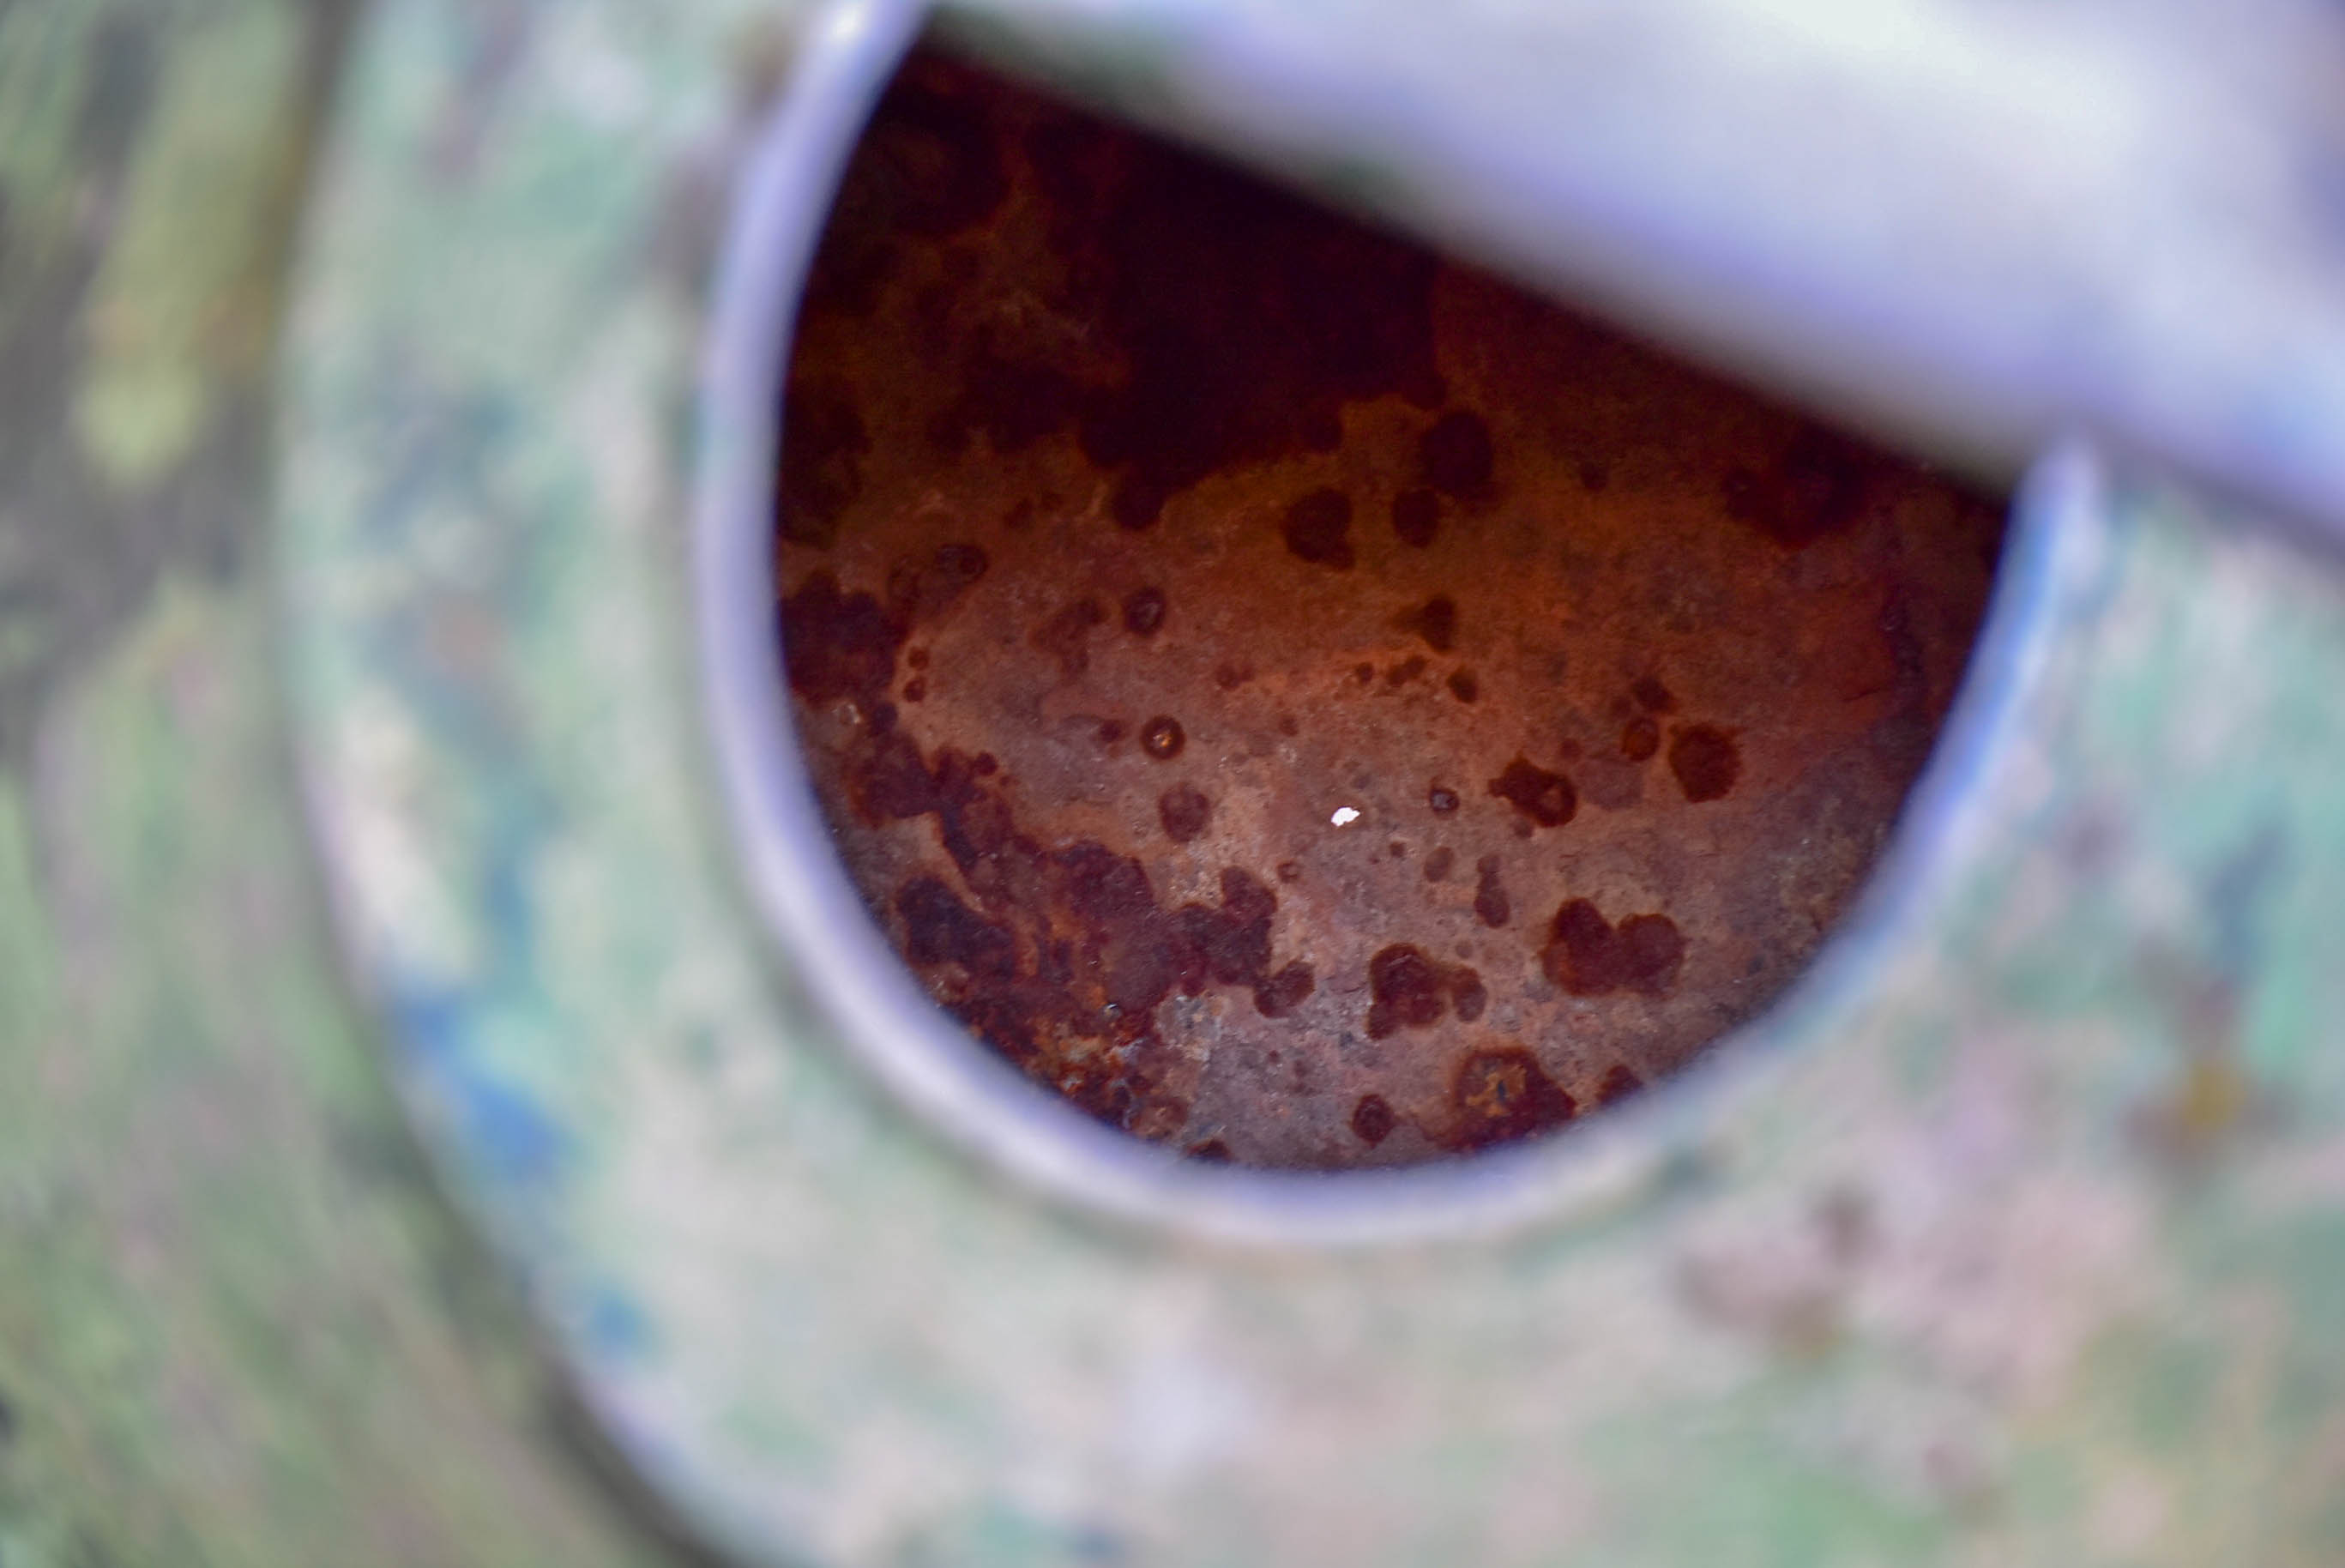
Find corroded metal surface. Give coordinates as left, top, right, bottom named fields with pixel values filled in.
left=779, top=52, right=2005, bottom=1167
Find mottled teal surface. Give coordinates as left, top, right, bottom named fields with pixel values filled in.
left=9, top=0, right=2345, bottom=1560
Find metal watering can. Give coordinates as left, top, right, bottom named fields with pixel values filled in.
left=7, top=0, right=2345, bottom=1561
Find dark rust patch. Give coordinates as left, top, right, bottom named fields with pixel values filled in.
left=1540, top=899, right=1686, bottom=997
left=1281, top=487, right=1355, bottom=570
left=1422, top=846, right=1455, bottom=883
left=1488, top=757, right=1577, bottom=829
left=1450, top=966, right=1487, bottom=1022
left=1473, top=855, right=1510, bottom=928
left=1383, top=655, right=1427, bottom=687
left=1668, top=723, right=1740, bottom=803
left=1723, top=432, right=1870, bottom=547
left=1364, top=944, right=1445, bottom=1038
left=1390, top=487, right=1440, bottom=548
left=1158, top=785, right=1212, bottom=843
left=1449, top=1046, right=1576, bottom=1151
left=1255, top=960, right=1316, bottom=1018
left=889, top=541, right=991, bottom=623
left=1427, top=785, right=1460, bottom=815
left=781, top=570, right=904, bottom=707
left=1365, top=943, right=1482, bottom=1039
left=1033, top=597, right=1106, bottom=678
left=1447, top=670, right=1479, bottom=704
left=1619, top=714, right=1660, bottom=762
left=1140, top=715, right=1186, bottom=760
left=1121, top=585, right=1167, bottom=636
left=1397, top=594, right=1457, bottom=653
left=1632, top=675, right=1676, bottom=714
left=897, top=876, right=1016, bottom=976
left=1420, top=409, right=1495, bottom=500
left=1596, top=1063, right=1645, bottom=1107
left=778, top=378, right=870, bottom=548
left=1072, top=130, right=1443, bottom=530
left=1350, top=1094, right=1396, bottom=1147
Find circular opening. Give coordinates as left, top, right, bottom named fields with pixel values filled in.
left=697, top=5, right=2018, bottom=1240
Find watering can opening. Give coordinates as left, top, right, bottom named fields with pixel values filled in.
left=699, top=15, right=2013, bottom=1224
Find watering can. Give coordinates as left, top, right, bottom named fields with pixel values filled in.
left=6, top=0, right=2345, bottom=1562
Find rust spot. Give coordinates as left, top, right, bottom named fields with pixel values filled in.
left=888, top=541, right=991, bottom=624
left=907, top=648, right=931, bottom=670
left=896, top=876, right=1016, bottom=976
left=1352, top=662, right=1376, bottom=684
left=1097, top=718, right=1127, bottom=745
left=903, top=678, right=928, bottom=703
left=1140, top=715, right=1186, bottom=760
left=778, top=378, right=870, bottom=548
left=1488, top=757, right=1577, bottom=829
left=1427, top=785, right=1460, bottom=814
left=1473, top=855, right=1510, bottom=927
left=1449, top=1046, right=1576, bottom=1150
left=1577, top=460, right=1610, bottom=493
left=1423, top=846, right=1455, bottom=883
left=1632, top=675, right=1675, bottom=714
left=1275, top=859, right=1303, bottom=883
left=1365, top=944, right=1449, bottom=1039
left=1447, top=670, right=1479, bottom=703
left=1350, top=1094, right=1396, bottom=1147
left=1032, top=597, right=1106, bottom=678
left=1619, top=714, right=1659, bottom=762
left=1255, top=960, right=1316, bottom=1018
left=1383, top=655, right=1427, bottom=687
left=1450, top=966, right=1487, bottom=1022
left=1214, top=660, right=1254, bottom=691
left=929, top=344, right=1077, bottom=455
left=1121, top=585, right=1167, bottom=636
left=1540, top=900, right=1686, bottom=997
left=781, top=570, right=905, bottom=706
left=1158, top=785, right=1212, bottom=843
left=1596, top=1063, right=1645, bottom=1106
left=1396, top=594, right=1457, bottom=653
left=1281, top=487, right=1355, bottom=570
left=1420, top=409, right=1494, bottom=500
left=1365, top=943, right=1482, bottom=1039
left=1722, top=432, right=1869, bottom=547
left=1390, top=487, right=1440, bottom=547
left=1276, top=714, right=1300, bottom=737
left=1185, top=1138, right=1233, bottom=1162
left=1071, top=124, right=1443, bottom=530
left=1668, top=723, right=1740, bottom=802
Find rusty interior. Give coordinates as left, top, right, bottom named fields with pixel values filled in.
left=771, top=47, right=2008, bottom=1170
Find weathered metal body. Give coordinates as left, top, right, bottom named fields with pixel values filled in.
left=6, top=0, right=2345, bottom=1564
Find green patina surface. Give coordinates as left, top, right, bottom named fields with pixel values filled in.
left=0, top=2, right=707, bottom=1561
left=6, top=0, right=2345, bottom=1564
